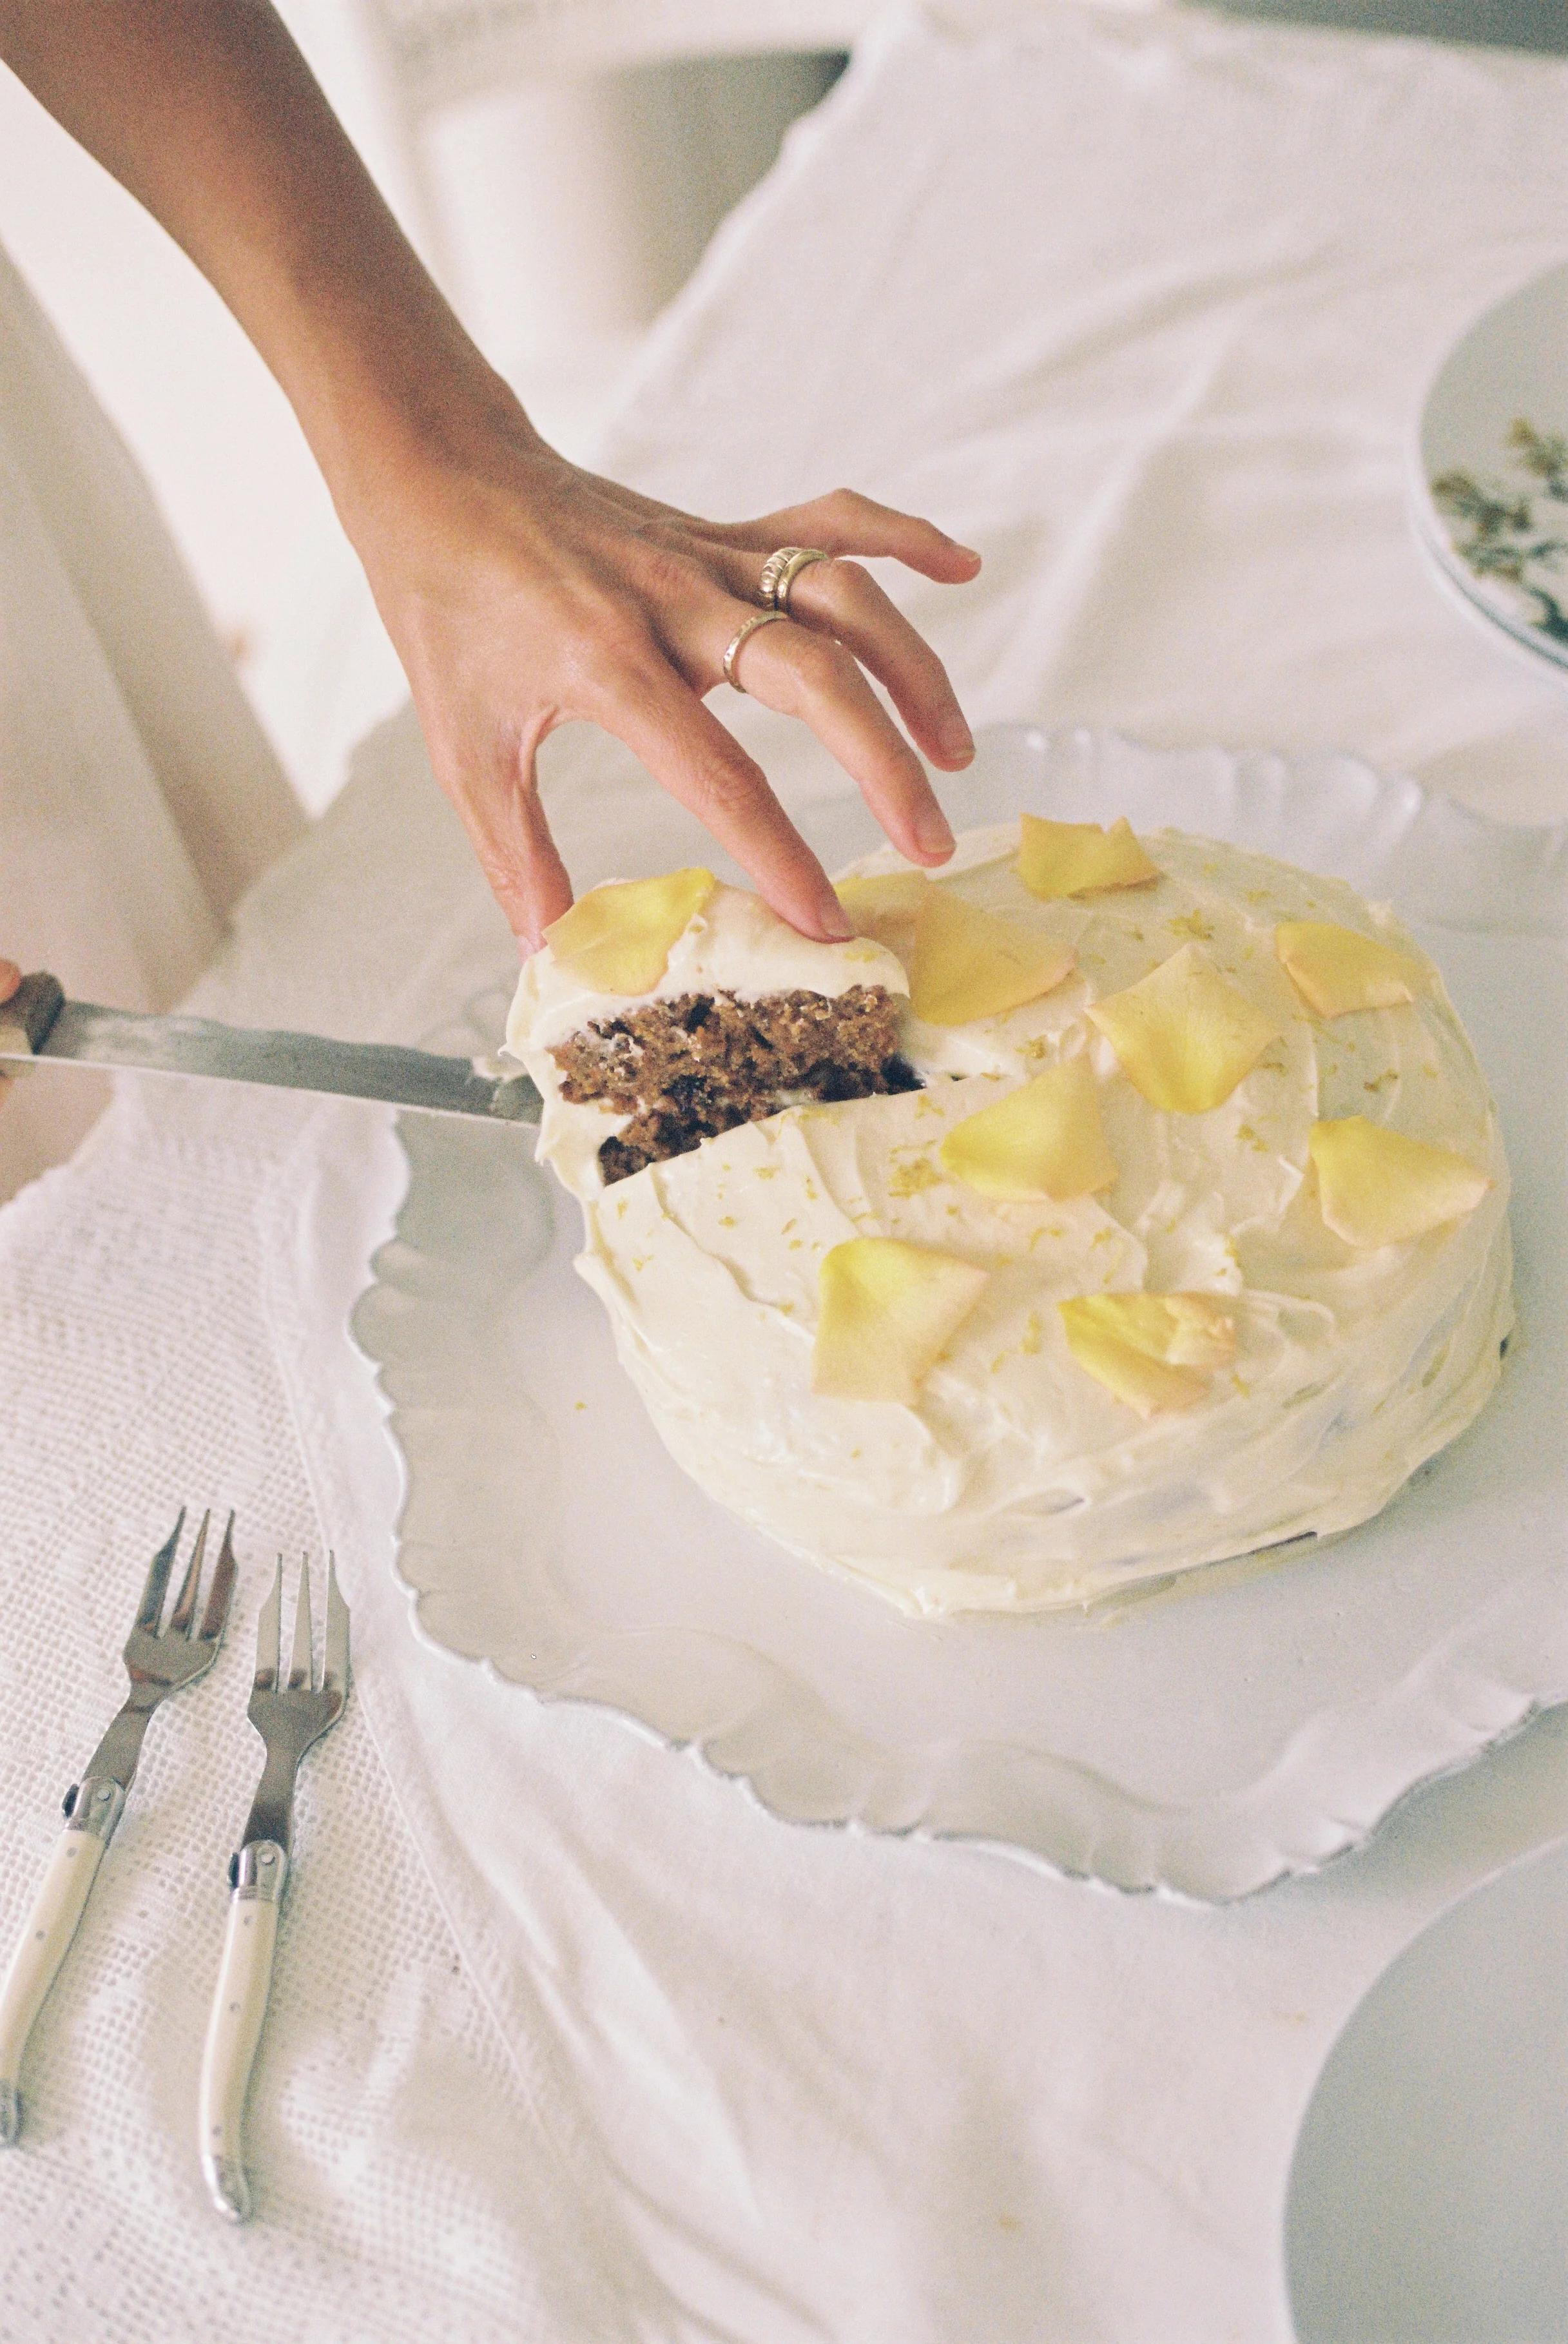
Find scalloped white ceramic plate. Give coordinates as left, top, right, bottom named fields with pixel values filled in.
left=351, top=728, right=1568, bottom=1901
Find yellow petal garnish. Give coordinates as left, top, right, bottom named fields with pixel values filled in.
left=837, top=870, right=930, bottom=935
left=908, top=889, right=1076, bottom=1025
left=813, top=1238, right=990, bottom=1405
left=1089, top=945, right=1279, bottom=1112
left=546, top=868, right=715, bottom=994
left=1275, top=921, right=1422, bottom=1019
left=1059, top=1293, right=1237, bottom=1417
left=939, top=1059, right=1118, bottom=1200
left=1018, top=814, right=1161, bottom=900
left=1308, top=1117, right=1491, bottom=1247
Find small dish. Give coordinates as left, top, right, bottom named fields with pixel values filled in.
left=1286, top=1833, right=1568, bottom=2342
left=1413, top=259, right=1568, bottom=678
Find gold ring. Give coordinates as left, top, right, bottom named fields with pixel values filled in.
left=758, top=545, right=831, bottom=610
left=722, top=608, right=786, bottom=692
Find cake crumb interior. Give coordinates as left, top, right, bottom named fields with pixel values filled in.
left=552, top=985, right=917, bottom=1182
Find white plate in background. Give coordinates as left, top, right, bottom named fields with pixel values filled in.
left=349, top=727, right=1568, bottom=1901
left=1413, top=260, right=1568, bottom=677
left=1286, top=1833, right=1568, bottom=2342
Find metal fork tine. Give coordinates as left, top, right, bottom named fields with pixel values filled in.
left=287, top=1556, right=314, bottom=1691
left=254, top=1558, right=283, bottom=1692
left=135, top=1507, right=186, bottom=1632
left=322, top=1554, right=349, bottom=1696
left=168, top=1508, right=210, bottom=1636
left=199, top=1511, right=238, bottom=1643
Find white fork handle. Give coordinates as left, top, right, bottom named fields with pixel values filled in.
left=0, top=1816, right=112, bottom=2143
left=198, top=1840, right=287, bottom=2221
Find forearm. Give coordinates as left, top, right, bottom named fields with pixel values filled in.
left=0, top=0, right=528, bottom=514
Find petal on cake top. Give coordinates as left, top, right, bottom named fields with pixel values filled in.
left=1018, top=814, right=1161, bottom=900
left=837, top=869, right=931, bottom=953
left=545, top=867, right=716, bottom=994
left=1309, top=1117, right=1491, bottom=1247
left=1275, top=921, right=1422, bottom=1018
left=813, top=1237, right=991, bottom=1405
left=940, top=1059, right=1118, bottom=1200
left=907, top=889, right=1076, bottom=1025
left=1059, top=1293, right=1237, bottom=1416
left=1089, top=944, right=1280, bottom=1113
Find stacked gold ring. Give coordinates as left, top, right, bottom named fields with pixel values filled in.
left=758, top=545, right=831, bottom=610
left=722, top=608, right=786, bottom=693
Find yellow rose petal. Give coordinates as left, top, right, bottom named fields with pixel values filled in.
left=1018, top=813, right=1161, bottom=900
left=908, top=889, right=1076, bottom=1025
left=813, top=1237, right=991, bottom=1406
left=1308, top=1117, right=1491, bottom=1248
left=940, top=1058, right=1118, bottom=1201
left=1058, top=1292, right=1237, bottom=1416
left=1275, top=921, right=1422, bottom=1019
left=546, top=867, right=715, bottom=994
left=1089, top=945, right=1279, bottom=1113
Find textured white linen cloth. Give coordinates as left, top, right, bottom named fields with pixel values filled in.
left=6, top=6, right=1568, bottom=2339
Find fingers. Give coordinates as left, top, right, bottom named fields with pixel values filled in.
left=419, top=705, right=574, bottom=952
left=722, top=610, right=954, bottom=867
left=603, top=663, right=853, bottom=942
left=785, top=559, right=973, bottom=770
left=736, top=488, right=982, bottom=585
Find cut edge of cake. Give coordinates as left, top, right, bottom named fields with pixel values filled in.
left=550, top=983, right=919, bottom=1183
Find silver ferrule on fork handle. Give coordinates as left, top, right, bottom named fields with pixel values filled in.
left=199, top=1839, right=289, bottom=2223
left=63, top=1776, right=128, bottom=1843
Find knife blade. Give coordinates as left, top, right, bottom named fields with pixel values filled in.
left=0, top=973, right=541, bottom=1125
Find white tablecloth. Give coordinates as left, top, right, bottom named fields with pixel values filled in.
left=5, top=6, right=1568, bottom=2338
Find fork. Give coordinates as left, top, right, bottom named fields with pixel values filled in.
left=0, top=1507, right=237, bottom=2144
left=199, top=1551, right=349, bottom=2222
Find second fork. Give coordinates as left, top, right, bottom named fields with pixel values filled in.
left=198, top=1551, right=349, bottom=2222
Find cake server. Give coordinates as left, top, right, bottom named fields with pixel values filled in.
left=0, top=1509, right=237, bottom=2145
left=0, top=972, right=541, bottom=1125
left=199, top=1553, right=349, bottom=2223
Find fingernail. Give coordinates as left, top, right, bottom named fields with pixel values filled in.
left=940, top=718, right=974, bottom=764
left=820, top=896, right=856, bottom=942
left=917, top=806, right=956, bottom=857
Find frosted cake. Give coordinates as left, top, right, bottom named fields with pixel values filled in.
left=505, top=819, right=1512, bottom=1618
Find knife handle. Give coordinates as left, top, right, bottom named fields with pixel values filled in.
left=0, top=1778, right=126, bottom=2144
left=199, top=1839, right=287, bottom=2221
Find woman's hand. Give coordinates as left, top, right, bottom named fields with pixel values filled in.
left=1, top=3, right=980, bottom=947
left=347, top=412, right=980, bottom=948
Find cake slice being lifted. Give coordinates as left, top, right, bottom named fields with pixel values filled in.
left=507, top=869, right=918, bottom=1189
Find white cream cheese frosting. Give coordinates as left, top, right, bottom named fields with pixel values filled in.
left=507, top=878, right=908, bottom=1197
left=507, top=831, right=1513, bottom=1618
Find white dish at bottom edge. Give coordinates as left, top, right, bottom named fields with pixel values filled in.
left=1286, top=1832, right=1568, bottom=2341
left=350, top=726, right=1568, bottom=1901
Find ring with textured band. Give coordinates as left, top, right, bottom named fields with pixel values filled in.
left=758, top=545, right=831, bottom=609
left=722, top=607, right=787, bottom=692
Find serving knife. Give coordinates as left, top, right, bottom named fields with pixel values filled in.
left=0, top=973, right=541, bottom=1125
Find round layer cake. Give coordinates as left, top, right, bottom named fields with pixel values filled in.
left=506, top=818, right=1512, bottom=1617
